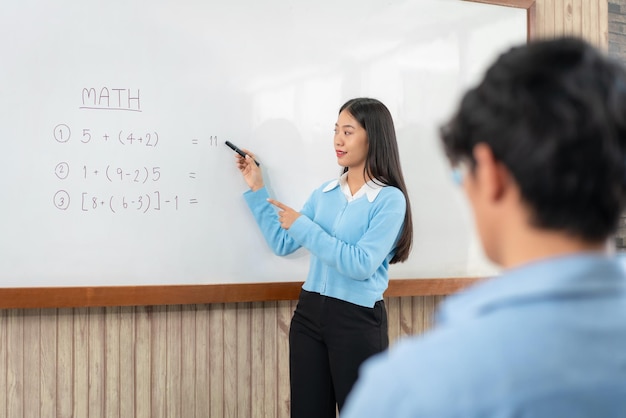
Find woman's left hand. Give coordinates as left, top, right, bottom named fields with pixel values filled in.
left=268, top=199, right=300, bottom=230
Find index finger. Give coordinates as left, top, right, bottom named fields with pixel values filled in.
left=267, top=198, right=288, bottom=210
left=241, top=148, right=256, bottom=159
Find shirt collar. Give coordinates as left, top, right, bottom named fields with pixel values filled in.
left=322, top=172, right=384, bottom=202
left=438, top=253, right=626, bottom=325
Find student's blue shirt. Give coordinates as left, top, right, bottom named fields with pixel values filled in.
left=343, top=253, right=626, bottom=417
left=243, top=178, right=406, bottom=308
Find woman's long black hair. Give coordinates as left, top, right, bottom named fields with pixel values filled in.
left=340, top=98, right=413, bottom=263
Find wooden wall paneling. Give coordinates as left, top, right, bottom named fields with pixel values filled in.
left=56, top=308, right=73, bottom=417
left=250, top=302, right=265, bottom=417
left=40, top=308, right=57, bottom=417
left=166, top=305, right=183, bottom=417
left=543, top=0, right=556, bottom=37
left=276, top=300, right=295, bottom=418
left=23, top=309, right=40, bottom=417
left=0, top=309, right=7, bottom=417
left=262, top=301, right=278, bottom=418
left=237, top=303, right=252, bottom=416
left=151, top=305, right=167, bottom=418
left=410, top=297, right=427, bottom=337
left=180, top=305, right=194, bottom=418
left=534, top=0, right=544, bottom=37
left=194, top=304, right=210, bottom=418
left=600, top=0, right=609, bottom=46
left=423, top=296, right=442, bottom=334
left=7, top=310, right=23, bottom=417
left=583, top=0, right=593, bottom=44
left=531, top=0, right=608, bottom=50
left=73, top=308, right=89, bottom=418
left=208, top=303, right=224, bottom=418
left=385, top=297, right=400, bottom=346
left=589, top=0, right=600, bottom=45
left=399, top=296, right=414, bottom=339
left=564, top=0, right=574, bottom=34
left=89, top=307, right=105, bottom=418
left=572, top=0, right=582, bottom=35
left=134, top=306, right=152, bottom=418
left=119, top=306, right=136, bottom=417
left=222, top=303, right=238, bottom=417
left=104, top=306, right=121, bottom=418
left=535, top=0, right=554, bottom=38
left=181, top=305, right=197, bottom=418
left=555, top=0, right=565, bottom=34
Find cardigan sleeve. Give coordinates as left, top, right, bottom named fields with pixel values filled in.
left=287, top=187, right=406, bottom=280
left=243, top=187, right=302, bottom=256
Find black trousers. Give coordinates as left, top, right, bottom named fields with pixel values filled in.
left=289, top=289, right=389, bottom=418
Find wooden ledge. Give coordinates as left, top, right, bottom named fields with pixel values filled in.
left=0, top=277, right=482, bottom=309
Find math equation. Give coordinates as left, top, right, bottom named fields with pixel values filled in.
left=53, top=190, right=195, bottom=213
left=50, top=86, right=220, bottom=214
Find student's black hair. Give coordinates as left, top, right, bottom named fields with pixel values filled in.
left=340, top=97, right=413, bottom=263
left=440, top=37, right=626, bottom=242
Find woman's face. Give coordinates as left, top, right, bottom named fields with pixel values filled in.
left=334, top=109, right=369, bottom=172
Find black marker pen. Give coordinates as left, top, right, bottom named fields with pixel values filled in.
left=225, top=141, right=260, bottom=166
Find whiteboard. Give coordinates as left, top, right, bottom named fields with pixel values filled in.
left=0, top=0, right=526, bottom=287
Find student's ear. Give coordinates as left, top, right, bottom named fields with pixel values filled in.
left=472, top=143, right=509, bottom=202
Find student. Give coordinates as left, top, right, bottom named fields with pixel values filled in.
left=343, top=37, right=626, bottom=417
left=234, top=97, right=413, bottom=417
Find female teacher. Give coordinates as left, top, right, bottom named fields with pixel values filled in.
left=234, top=97, right=413, bottom=417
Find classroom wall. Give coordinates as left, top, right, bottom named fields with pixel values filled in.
left=0, top=1, right=608, bottom=417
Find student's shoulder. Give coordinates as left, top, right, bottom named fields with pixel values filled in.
left=351, top=326, right=494, bottom=416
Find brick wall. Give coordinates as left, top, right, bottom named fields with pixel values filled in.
left=610, top=1, right=626, bottom=63
left=609, top=1, right=626, bottom=249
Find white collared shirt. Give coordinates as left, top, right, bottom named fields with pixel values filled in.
left=322, top=172, right=384, bottom=202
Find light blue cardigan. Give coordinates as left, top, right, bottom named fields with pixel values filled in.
left=243, top=180, right=406, bottom=308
